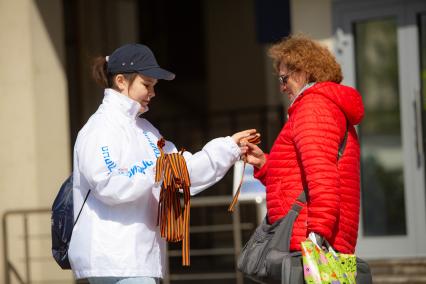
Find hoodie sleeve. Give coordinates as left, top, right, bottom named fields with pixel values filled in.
left=182, top=136, right=241, bottom=195
left=292, top=95, right=343, bottom=240
left=77, top=126, right=156, bottom=206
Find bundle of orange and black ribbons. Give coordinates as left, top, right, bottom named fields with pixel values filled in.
left=228, top=133, right=261, bottom=212
left=155, top=138, right=191, bottom=266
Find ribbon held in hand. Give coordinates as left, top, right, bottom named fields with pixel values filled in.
left=228, top=133, right=261, bottom=212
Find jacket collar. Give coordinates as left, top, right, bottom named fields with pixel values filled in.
left=288, top=82, right=316, bottom=108
left=103, top=88, right=142, bottom=119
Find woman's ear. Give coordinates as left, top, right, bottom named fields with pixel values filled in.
left=295, top=71, right=308, bottom=84
left=114, top=74, right=128, bottom=93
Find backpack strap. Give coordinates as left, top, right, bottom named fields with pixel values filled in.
left=73, top=189, right=91, bottom=227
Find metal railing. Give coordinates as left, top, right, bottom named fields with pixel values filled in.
left=2, top=200, right=263, bottom=284
left=2, top=208, right=51, bottom=284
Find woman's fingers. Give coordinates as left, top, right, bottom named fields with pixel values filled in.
left=242, top=141, right=261, bottom=153
left=242, top=142, right=266, bottom=168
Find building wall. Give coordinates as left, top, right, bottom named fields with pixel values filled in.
left=291, top=0, right=333, bottom=47
left=0, top=0, right=71, bottom=282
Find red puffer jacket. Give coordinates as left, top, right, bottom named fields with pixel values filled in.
left=254, top=82, right=364, bottom=254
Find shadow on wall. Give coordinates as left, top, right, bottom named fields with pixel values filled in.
left=35, top=0, right=66, bottom=69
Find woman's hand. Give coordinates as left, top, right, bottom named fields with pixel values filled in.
left=241, top=141, right=266, bottom=169
left=231, top=129, right=258, bottom=156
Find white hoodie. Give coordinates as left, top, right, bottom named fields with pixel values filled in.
left=68, top=88, right=241, bottom=279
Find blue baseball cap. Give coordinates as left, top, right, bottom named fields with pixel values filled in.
left=107, top=44, right=175, bottom=80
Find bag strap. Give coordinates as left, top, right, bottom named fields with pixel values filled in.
left=73, top=189, right=91, bottom=227
left=337, top=120, right=349, bottom=160
left=296, top=120, right=349, bottom=206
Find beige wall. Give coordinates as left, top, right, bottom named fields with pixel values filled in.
left=0, top=0, right=71, bottom=282
left=290, top=0, right=334, bottom=48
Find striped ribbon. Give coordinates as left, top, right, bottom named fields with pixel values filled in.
left=228, top=133, right=261, bottom=212
left=155, top=138, right=191, bottom=266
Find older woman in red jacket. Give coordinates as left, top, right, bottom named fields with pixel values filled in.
left=243, top=34, right=364, bottom=254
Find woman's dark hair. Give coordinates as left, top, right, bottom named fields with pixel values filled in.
left=91, top=56, right=138, bottom=89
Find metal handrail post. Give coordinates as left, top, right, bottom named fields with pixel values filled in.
left=24, top=214, right=31, bottom=283
left=3, top=212, right=11, bottom=284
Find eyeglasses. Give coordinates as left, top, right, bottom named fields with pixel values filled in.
left=278, top=71, right=294, bottom=86
left=278, top=75, right=290, bottom=85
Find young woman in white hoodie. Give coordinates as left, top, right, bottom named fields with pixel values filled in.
left=67, top=43, right=254, bottom=284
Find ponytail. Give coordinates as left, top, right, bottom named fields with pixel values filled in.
left=91, top=56, right=110, bottom=88
left=91, top=55, right=138, bottom=90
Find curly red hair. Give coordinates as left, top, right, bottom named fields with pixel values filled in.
left=268, top=34, right=343, bottom=83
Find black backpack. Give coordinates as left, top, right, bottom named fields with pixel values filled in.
left=51, top=175, right=90, bottom=269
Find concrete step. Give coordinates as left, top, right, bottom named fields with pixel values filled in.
left=373, top=275, right=426, bottom=284
left=369, top=258, right=426, bottom=283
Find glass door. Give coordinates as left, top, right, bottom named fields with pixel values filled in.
left=355, top=17, right=406, bottom=237
left=333, top=0, right=426, bottom=258
left=418, top=9, right=426, bottom=217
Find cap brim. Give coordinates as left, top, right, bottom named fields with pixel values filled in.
left=138, top=67, right=175, bottom=81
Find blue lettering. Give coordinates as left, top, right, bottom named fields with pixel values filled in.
left=101, top=143, right=156, bottom=177
left=108, top=162, right=117, bottom=171
left=126, top=160, right=155, bottom=178
left=101, top=146, right=117, bottom=172
left=143, top=131, right=161, bottom=158
left=129, top=166, right=137, bottom=178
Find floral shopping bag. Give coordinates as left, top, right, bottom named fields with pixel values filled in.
left=301, top=232, right=356, bottom=284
